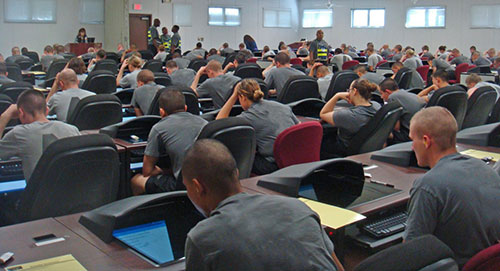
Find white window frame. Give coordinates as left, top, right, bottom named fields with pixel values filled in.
left=3, top=0, right=57, bottom=23
left=173, top=3, right=192, bottom=27
left=302, top=9, right=333, bottom=28
left=351, top=8, right=385, bottom=28
left=263, top=8, right=292, bottom=28
left=470, top=5, right=500, bottom=29
left=405, top=6, right=446, bottom=28
left=80, top=0, right=104, bottom=25
left=208, top=6, right=241, bottom=27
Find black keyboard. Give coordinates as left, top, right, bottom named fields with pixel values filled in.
left=359, top=211, right=408, bottom=239
left=0, top=160, right=24, bottom=181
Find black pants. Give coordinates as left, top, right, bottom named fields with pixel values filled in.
left=252, top=154, right=278, bottom=175
left=148, top=44, right=157, bottom=56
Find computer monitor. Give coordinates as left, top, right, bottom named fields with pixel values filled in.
left=88, top=37, right=95, bottom=43
left=456, top=123, right=500, bottom=147
left=370, top=142, right=426, bottom=169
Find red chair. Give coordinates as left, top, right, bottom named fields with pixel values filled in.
left=375, top=60, right=388, bottom=68
left=342, top=60, right=360, bottom=70
left=416, top=65, right=430, bottom=84
left=290, top=58, right=302, bottom=65
left=273, top=121, right=323, bottom=169
left=247, top=57, right=258, bottom=63
left=462, top=243, right=500, bottom=271
left=449, top=63, right=469, bottom=84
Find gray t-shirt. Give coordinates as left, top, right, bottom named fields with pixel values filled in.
left=171, top=33, right=181, bottom=49
left=264, top=67, right=305, bottom=96
left=48, top=88, right=95, bottom=121
left=367, top=53, right=383, bottom=69
left=433, top=58, right=454, bottom=72
left=131, top=82, right=162, bottom=114
left=170, top=68, right=196, bottom=88
left=474, top=56, right=492, bottom=66
left=0, top=75, right=15, bottom=86
left=380, top=49, right=391, bottom=59
left=403, top=56, right=423, bottom=70
left=119, top=69, right=142, bottom=89
left=388, top=90, right=425, bottom=134
left=391, top=52, right=403, bottom=63
left=361, top=72, right=385, bottom=85
left=147, top=26, right=159, bottom=45
left=196, top=74, right=241, bottom=108
left=144, top=112, right=207, bottom=179
left=404, top=153, right=500, bottom=267
left=318, top=73, right=333, bottom=100
left=238, top=100, right=299, bottom=159
left=333, top=103, right=381, bottom=148
left=173, top=58, right=190, bottom=69
left=5, top=55, right=29, bottom=64
left=185, top=49, right=207, bottom=61
left=207, top=54, right=225, bottom=64
left=0, top=121, right=80, bottom=181
left=331, top=54, right=353, bottom=71
left=450, top=55, right=470, bottom=65
left=220, top=47, right=235, bottom=56
left=186, top=193, right=337, bottom=271
left=154, top=52, right=168, bottom=63
left=41, top=55, right=57, bottom=72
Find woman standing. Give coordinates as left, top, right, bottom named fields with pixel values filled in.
left=75, top=28, right=88, bottom=43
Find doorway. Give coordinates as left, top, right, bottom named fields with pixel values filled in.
left=129, top=14, right=151, bottom=51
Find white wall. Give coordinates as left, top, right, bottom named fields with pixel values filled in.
left=298, top=0, right=500, bottom=55
left=129, top=0, right=300, bottom=51
left=0, top=0, right=105, bottom=57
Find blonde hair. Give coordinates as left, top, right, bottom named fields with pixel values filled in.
left=128, top=55, right=142, bottom=68
left=237, top=79, right=264, bottom=102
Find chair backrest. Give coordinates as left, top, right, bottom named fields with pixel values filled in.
left=0, top=94, right=13, bottom=115
left=222, top=52, right=237, bottom=69
left=277, top=75, right=320, bottom=104
left=395, top=68, right=413, bottom=89
left=139, top=50, right=153, bottom=60
left=253, top=78, right=269, bottom=99
left=143, top=59, right=163, bottom=73
left=455, top=63, right=470, bottom=80
left=0, top=81, right=33, bottom=101
left=147, top=86, right=200, bottom=116
left=93, top=59, right=118, bottom=74
left=17, top=134, right=119, bottom=222
left=15, top=58, right=35, bottom=70
left=416, top=65, right=430, bottom=83
left=81, top=70, right=117, bottom=94
left=325, top=70, right=359, bottom=101
left=105, top=52, right=120, bottom=63
left=426, top=85, right=468, bottom=130
left=46, top=59, right=68, bottom=80
left=188, top=59, right=207, bottom=72
left=462, top=86, right=497, bottom=129
left=100, top=115, right=161, bottom=139
left=342, top=60, right=360, bottom=70
left=197, top=117, right=256, bottom=179
left=113, top=89, right=134, bottom=105
left=346, top=101, right=403, bottom=156
left=376, top=60, right=388, bottom=68
left=290, top=58, right=302, bottom=65
left=246, top=57, right=258, bottom=63
left=23, top=51, right=40, bottom=63
left=154, top=72, right=172, bottom=87
left=273, top=121, right=323, bottom=168
left=234, top=63, right=263, bottom=79
left=488, top=98, right=500, bottom=124
left=292, top=64, right=306, bottom=73
left=67, top=94, right=123, bottom=130
left=462, top=243, right=500, bottom=271
left=5, top=63, right=23, bottom=82
left=354, top=235, right=458, bottom=271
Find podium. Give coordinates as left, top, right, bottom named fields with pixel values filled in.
left=67, top=43, right=102, bottom=56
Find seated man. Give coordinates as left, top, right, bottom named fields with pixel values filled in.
left=191, top=60, right=241, bottom=108
left=5, top=46, right=30, bottom=64
left=40, top=45, right=64, bottom=72
left=87, top=49, right=106, bottom=72
left=405, top=106, right=500, bottom=268
left=46, top=69, right=95, bottom=121
left=0, top=89, right=80, bottom=181
left=0, top=62, right=15, bottom=86
left=448, top=48, right=470, bottom=65
left=171, top=52, right=190, bottom=69
left=379, top=78, right=425, bottom=144
left=471, top=51, right=492, bottom=66
left=331, top=48, right=352, bottom=71
left=417, top=69, right=450, bottom=103
left=165, top=60, right=196, bottom=87
left=220, top=42, right=235, bottom=57
left=402, top=49, right=423, bottom=70
left=379, top=44, right=391, bottom=59
left=206, top=48, right=225, bottom=64
left=391, top=62, right=425, bottom=89
left=465, top=73, right=500, bottom=99
left=131, top=70, right=163, bottom=116
left=354, top=66, right=385, bottom=85
left=390, top=44, right=403, bottom=62
left=185, top=42, right=207, bottom=61
left=365, top=48, right=383, bottom=71
left=263, top=52, right=305, bottom=96
left=182, top=139, right=341, bottom=271
left=223, top=53, right=246, bottom=75
left=309, top=63, right=333, bottom=100
left=130, top=88, right=207, bottom=195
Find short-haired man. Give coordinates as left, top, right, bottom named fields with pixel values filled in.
left=220, top=42, right=234, bottom=57
left=170, top=25, right=181, bottom=53
left=379, top=78, right=425, bottom=143
left=154, top=45, right=168, bottom=63
left=435, top=45, right=449, bottom=60
left=238, top=43, right=253, bottom=58
left=465, top=73, right=500, bottom=99
left=46, top=69, right=95, bottom=121
left=191, top=60, right=241, bottom=108
left=331, top=48, right=352, bottom=71
left=171, top=52, right=190, bottom=69
left=41, top=45, right=63, bottom=72
left=185, top=42, right=207, bottom=61
left=182, top=139, right=340, bottom=271
left=417, top=69, right=450, bottom=103
left=0, top=89, right=80, bottom=181
left=309, top=29, right=329, bottom=62
left=391, top=62, right=425, bottom=89
left=379, top=44, right=391, bottom=59
left=131, top=70, right=163, bottom=116
left=366, top=48, right=383, bottom=71
left=0, top=62, right=15, bottom=86
left=471, top=51, right=492, bottom=66
left=309, top=63, right=332, bottom=100
left=160, top=27, right=171, bottom=53
left=263, top=52, right=304, bottom=96
left=405, top=106, right=500, bottom=268
left=5, top=46, right=30, bottom=64
left=87, top=49, right=106, bottom=72
left=448, top=48, right=470, bottom=65
left=147, top=18, right=161, bottom=55
left=165, top=60, right=196, bottom=87
left=206, top=48, right=225, bottom=64
left=391, top=44, right=403, bottom=62
left=130, top=88, right=207, bottom=195
left=354, top=66, right=385, bottom=85
left=420, top=45, right=433, bottom=59
left=223, top=53, right=246, bottom=75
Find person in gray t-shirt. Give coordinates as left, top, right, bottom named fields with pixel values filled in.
left=46, top=69, right=95, bottom=122
left=402, top=50, right=423, bottom=70
left=166, top=60, right=196, bottom=88
left=404, top=107, right=500, bottom=268
left=170, top=25, right=181, bottom=53
left=471, top=51, right=492, bottom=66
left=0, top=89, right=80, bottom=181
left=0, top=62, right=15, bottom=86
left=309, top=63, right=332, bottom=100
left=354, top=66, right=385, bottom=85
left=117, top=55, right=142, bottom=89
left=331, top=48, right=353, bottom=71
left=263, top=52, right=305, bottom=96
left=131, top=70, right=163, bottom=116
left=130, top=88, right=207, bottom=195
left=366, top=48, right=383, bottom=71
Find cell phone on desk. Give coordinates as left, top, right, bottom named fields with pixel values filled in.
left=33, top=234, right=65, bottom=246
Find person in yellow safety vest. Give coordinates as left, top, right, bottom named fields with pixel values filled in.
left=309, top=29, right=329, bottom=63
left=160, top=27, right=171, bottom=52
left=147, top=18, right=161, bottom=55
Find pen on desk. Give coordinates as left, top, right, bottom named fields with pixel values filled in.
left=370, top=179, right=395, bottom=188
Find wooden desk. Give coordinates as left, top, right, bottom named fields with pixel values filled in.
left=68, top=43, right=102, bottom=56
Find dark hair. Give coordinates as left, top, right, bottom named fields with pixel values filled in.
left=234, top=53, right=246, bottom=64
left=165, top=60, right=178, bottom=69
left=432, top=69, right=449, bottom=82
left=243, top=35, right=255, bottom=43
left=222, top=42, right=229, bottom=48
left=172, top=25, right=180, bottom=32
left=137, top=69, right=154, bottom=84
left=96, top=49, right=106, bottom=59
left=470, top=45, right=477, bottom=50
left=208, top=48, right=217, bottom=55
left=352, top=78, right=377, bottom=100
left=438, top=45, right=446, bottom=51
left=379, top=78, right=399, bottom=92
left=334, top=48, right=342, bottom=54
left=17, top=89, right=45, bottom=116
left=196, top=42, right=202, bottom=48
left=182, top=139, right=238, bottom=195
left=21, top=47, right=28, bottom=54
left=275, top=52, right=290, bottom=65
left=44, top=45, right=54, bottom=53
left=67, top=57, right=86, bottom=74
left=395, top=44, right=402, bottom=51
left=422, top=45, right=429, bottom=51
left=78, top=28, right=86, bottom=35
left=159, top=87, right=185, bottom=114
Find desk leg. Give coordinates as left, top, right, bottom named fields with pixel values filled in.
left=327, top=227, right=345, bottom=264
left=117, top=151, right=132, bottom=199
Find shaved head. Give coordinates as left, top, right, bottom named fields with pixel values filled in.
left=59, top=68, right=78, bottom=85
left=410, top=107, right=457, bottom=151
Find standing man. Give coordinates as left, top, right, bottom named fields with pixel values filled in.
left=171, top=25, right=181, bottom=54
left=160, top=27, right=171, bottom=53
left=309, top=29, right=329, bottom=63
left=147, top=19, right=161, bottom=56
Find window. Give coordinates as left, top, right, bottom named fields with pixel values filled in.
left=302, top=9, right=333, bottom=28
left=263, top=9, right=292, bottom=28
left=470, top=5, right=500, bottom=28
left=208, top=7, right=240, bottom=26
left=351, top=9, right=385, bottom=28
left=405, top=7, right=445, bottom=28
left=4, top=0, right=57, bottom=23
left=173, top=3, right=192, bottom=26
left=80, top=0, right=104, bottom=24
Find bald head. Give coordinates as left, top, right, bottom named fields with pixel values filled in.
left=410, top=107, right=457, bottom=151
left=59, top=69, right=79, bottom=89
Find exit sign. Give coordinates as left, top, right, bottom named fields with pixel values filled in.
left=133, top=3, right=142, bottom=10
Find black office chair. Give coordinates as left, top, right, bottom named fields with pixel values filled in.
left=395, top=68, right=413, bottom=90
left=105, top=52, right=120, bottom=64
left=426, top=85, right=468, bottom=130
left=407, top=87, right=423, bottom=94
left=100, top=115, right=162, bottom=140
left=188, top=59, right=207, bottom=72
left=222, top=52, right=237, bottom=69
left=197, top=117, right=256, bottom=179
left=462, top=86, right=496, bottom=129
left=15, top=58, right=34, bottom=71
left=81, top=70, right=117, bottom=94
left=345, top=101, right=403, bottom=156
left=354, top=235, right=458, bottom=271
left=0, top=81, right=33, bottom=102
left=44, top=59, right=68, bottom=86
left=154, top=72, right=172, bottom=87
left=23, top=51, right=40, bottom=63
left=254, top=78, right=269, bottom=99
left=324, top=70, right=359, bottom=101
left=148, top=86, right=200, bottom=116
left=201, top=105, right=244, bottom=121
left=15, top=134, right=120, bottom=223
left=0, top=94, right=19, bottom=127
left=61, top=53, right=76, bottom=60
left=5, top=63, right=23, bottom=82
left=139, top=50, right=153, bottom=60
left=234, top=63, right=263, bottom=79
left=291, top=64, right=306, bottom=73
left=488, top=98, right=500, bottom=124
left=277, top=75, right=321, bottom=104
left=67, top=94, right=123, bottom=130
left=93, top=59, right=118, bottom=74
left=113, top=89, right=134, bottom=105
left=143, top=60, right=163, bottom=73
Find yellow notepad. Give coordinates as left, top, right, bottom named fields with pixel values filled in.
left=299, top=197, right=366, bottom=229
left=5, top=254, right=87, bottom=271
left=460, top=149, right=500, bottom=162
